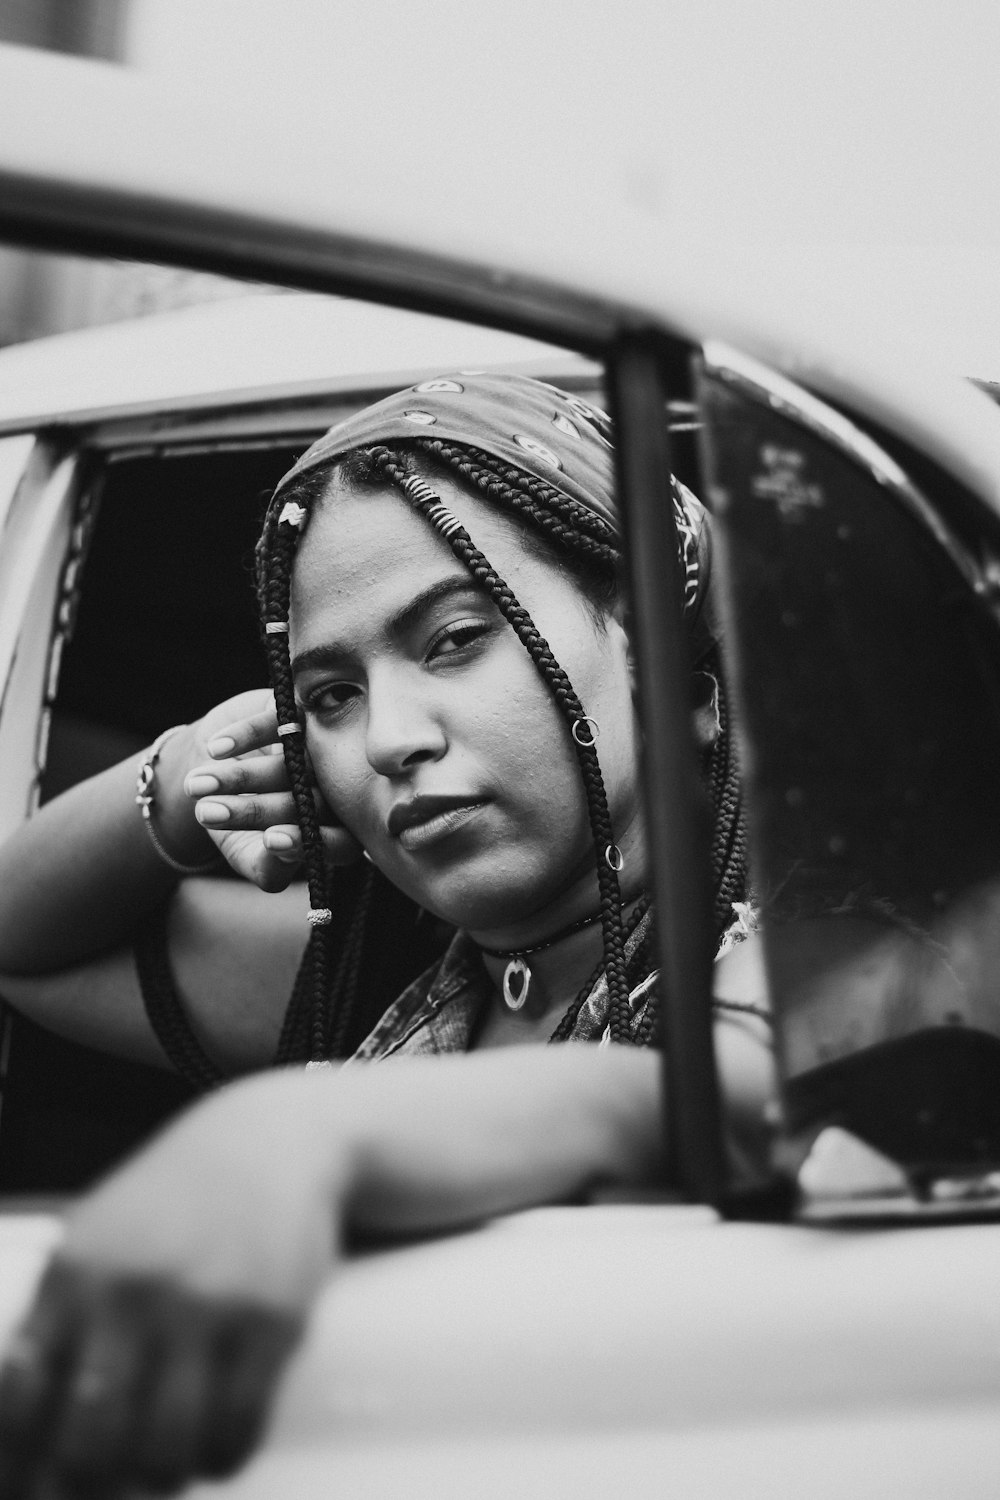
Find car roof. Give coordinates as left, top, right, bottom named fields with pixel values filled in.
left=0, top=292, right=596, bottom=435
left=3, top=43, right=1000, bottom=521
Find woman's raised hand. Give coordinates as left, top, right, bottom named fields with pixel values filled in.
left=185, top=691, right=362, bottom=891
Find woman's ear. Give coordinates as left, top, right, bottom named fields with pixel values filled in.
left=607, top=605, right=639, bottom=698
left=613, top=611, right=718, bottom=749
left=690, top=668, right=721, bottom=753
left=602, top=611, right=638, bottom=698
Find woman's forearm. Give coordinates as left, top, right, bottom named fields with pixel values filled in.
left=60, top=1045, right=668, bottom=1296
left=329, top=1047, right=666, bottom=1236
left=0, top=725, right=213, bottom=973
left=50, top=1047, right=666, bottom=1317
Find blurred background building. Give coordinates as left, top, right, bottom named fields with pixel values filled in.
left=0, top=0, right=258, bottom=347
left=0, top=0, right=124, bottom=60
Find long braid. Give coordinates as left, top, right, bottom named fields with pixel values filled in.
left=704, top=647, right=748, bottom=937
left=367, top=446, right=633, bottom=1041
left=549, top=891, right=653, bottom=1044
left=274, top=930, right=317, bottom=1064
left=326, top=863, right=377, bottom=1057
left=420, top=441, right=619, bottom=555
left=256, top=483, right=337, bottom=1065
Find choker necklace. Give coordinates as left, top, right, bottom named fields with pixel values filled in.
left=477, top=909, right=606, bottom=1013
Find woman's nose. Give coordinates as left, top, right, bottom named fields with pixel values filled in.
left=364, top=670, right=447, bottom=776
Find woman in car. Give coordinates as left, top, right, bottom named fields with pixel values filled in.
left=0, top=374, right=771, bottom=1495
left=0, top=372, right=752, bottom=1076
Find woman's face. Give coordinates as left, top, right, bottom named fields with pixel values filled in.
left=288, top=467, right=643, bottom=942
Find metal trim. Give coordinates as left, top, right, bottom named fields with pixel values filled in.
left=607, top=333, right=724, bottom=1206
left=0, top=169, right=637, bottom=357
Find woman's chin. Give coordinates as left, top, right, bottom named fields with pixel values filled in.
left=400, top=864, right=596, bottom=939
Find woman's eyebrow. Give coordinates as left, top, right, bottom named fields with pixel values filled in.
left=290, top=576, right=482, bottom=678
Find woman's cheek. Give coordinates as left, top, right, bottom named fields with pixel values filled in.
left=309, top=735, right=369, bottom=833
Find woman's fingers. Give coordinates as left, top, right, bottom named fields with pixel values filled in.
left=199, top=1302, right=302, bottom=1478
left=265, top=824, right=365, bottom=868
left=129, top=1289, right=217, bottom=1493
left=193, top=792, right=361, bottom=858
left=205, top=701, right=281, bottom=761
left=198, top=829, right=298, bottom=893
left=0, top=1260, right=80, bottom=1494
left=194, top=789, right=303, bottom=834
left=184, top=750, right=293, bottom=803
left=193, top=824, right=361, bottom=893
left=0, top=1263, right=301, bottom=1496
left=49, top=1273, right=160, bottom=1491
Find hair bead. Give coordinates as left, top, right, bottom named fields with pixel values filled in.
left=605, top=843, right=624, bottom=872
left=571, top=716, right=601, bottom=747
left=265, top=621, right=289, bottom=635
left=279, top=501, right=307, bottom=528
left=307, top=907, right=333, bottom=927
left=427, top=505, right=464, bottom=538
left=401, top=475, right=438, bottom=504
left=401, top=479, right=465, bottom=540
left=277, top=722, right=302, bottom=737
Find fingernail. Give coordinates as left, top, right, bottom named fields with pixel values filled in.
left=196, top=801, right=230, bottom=826
left=185, top=774, right=220, bottom=797
left=207, top=736, right=236, bottom=758
left=264, top=831, right=296, bottom=851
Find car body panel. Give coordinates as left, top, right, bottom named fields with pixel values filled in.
left=2, top=1205, right=999, bottom=1498
left=268, top=1205, right=1000, bottom=1441
left=2, top=44, right=1000, bottom=525
left=0, top=442, right=78, bottom=836
left=0, top=292, right=593, bottom=438
left=191, top=1407, right=1000, bottom=1500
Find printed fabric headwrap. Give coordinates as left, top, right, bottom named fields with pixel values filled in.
left=275, top=371, right=718, bottom=664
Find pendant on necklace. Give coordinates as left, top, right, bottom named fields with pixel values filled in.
left=502, top=956, right=531, bottom=1011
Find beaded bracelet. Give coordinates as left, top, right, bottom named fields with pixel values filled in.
left=135, top=725, right=220, bottom=876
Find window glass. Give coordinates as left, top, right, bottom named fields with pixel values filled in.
left=697, top=352, right=1000, bottom=1184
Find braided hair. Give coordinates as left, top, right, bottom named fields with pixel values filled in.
left=254, top=431, right=747, bottom=1063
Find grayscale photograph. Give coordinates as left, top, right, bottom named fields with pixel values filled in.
left=0, top=2, right=997, bottom=1495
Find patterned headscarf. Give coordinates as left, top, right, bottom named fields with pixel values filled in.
left=276, top=371, right=717, bottom=664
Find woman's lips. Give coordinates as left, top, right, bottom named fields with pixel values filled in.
left=388, top=798, right=489, bottom=852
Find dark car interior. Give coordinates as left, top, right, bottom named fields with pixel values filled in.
left=1, top=445, right=291, bottom=1189
left=0, top=437, right=449, bottom=1190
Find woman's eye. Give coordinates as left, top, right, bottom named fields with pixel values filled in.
left=303, top=682, right=360, bottom=717
left=427, top=620, right=490, bottom=660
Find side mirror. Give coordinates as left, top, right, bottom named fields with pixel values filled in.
left=697, top=344, right=1000, bottom=1219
